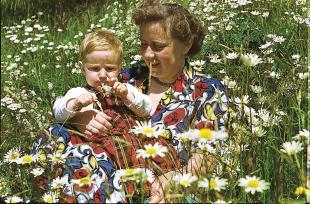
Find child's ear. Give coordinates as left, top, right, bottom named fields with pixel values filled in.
left=79, top=61, right=85, bottom=74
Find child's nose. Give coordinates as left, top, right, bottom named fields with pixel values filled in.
left=99, top=69, right=107, bottom=82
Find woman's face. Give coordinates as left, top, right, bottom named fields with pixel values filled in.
left=139, top=22, right=190, bottom=83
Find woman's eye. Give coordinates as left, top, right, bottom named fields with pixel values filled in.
left=153, top=44, right=165, bottom=51
left=140, top=44, right=148, bottom=49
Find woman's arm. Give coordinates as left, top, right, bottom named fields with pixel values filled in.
left=68, top=109, right=113, bottom=135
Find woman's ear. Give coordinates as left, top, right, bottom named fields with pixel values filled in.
left=183, top=37, right=193, bottom=55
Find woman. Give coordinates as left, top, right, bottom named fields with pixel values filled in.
left=34, top=2, right=228, bottom=203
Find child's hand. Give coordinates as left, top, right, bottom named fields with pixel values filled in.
left=67, top=92, right=97, bottom=112
left=109, top=78, right=131, bottom=102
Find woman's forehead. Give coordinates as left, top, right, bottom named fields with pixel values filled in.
left=139, top=22, right=170, bottom=41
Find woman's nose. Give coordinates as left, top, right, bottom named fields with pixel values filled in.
left=145, top=48, right=155, bottom=62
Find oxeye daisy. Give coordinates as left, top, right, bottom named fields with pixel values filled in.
left=238, top=175, right=270, bottom=194
left=197, top=142, right=215, bottom=153
left=136, top=142, right=168, bottom=159
left=175, top=131, right=193, bottom=143
left=71, top=174, right=98, bottom=187
left=280, top=141, right=304, bottom=155
left=48, top=152, right=65, bottom=164
left=17, top=154, right=37, bottom=164
left=241, top=53, right=262, bottom=67
left=292, top=129, right=309, bottom=142
left=119, top=168, right=155, bottom=183
left=209, top=176, right=228, bottom=191
left=198, top=178, right=209, bottom=189
left=3, top=148, right=21, bottom=164
left=51, top=176, right=67, bottom=190
left=30, top=167, right=44, bottom=177
left=194, top=128, right=216, bottom=142
left=42, top=192, right=59, bottom=203
left=129, top=120, right=161, bottom=138
left=173, top=173, right=197, bottom=187
left=5, top=196, right=23, bottom=203
left=234, top=95, right=250, bottom=105
left=226, top=52, right=239, bottom=59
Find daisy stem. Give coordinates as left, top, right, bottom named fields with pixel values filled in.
left=294, top=154, right=305, bottom=184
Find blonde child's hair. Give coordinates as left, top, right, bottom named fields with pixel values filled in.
left=80, top=29, right=123, bottom=63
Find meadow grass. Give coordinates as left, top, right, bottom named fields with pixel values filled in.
left=1, top=0, right=309, bottom=203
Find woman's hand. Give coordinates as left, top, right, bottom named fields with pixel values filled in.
left=69, top=109, right=112, bottom=135
left=148, top=153, right=215, bottom=202
left=149, top=171, right=175, bottom=203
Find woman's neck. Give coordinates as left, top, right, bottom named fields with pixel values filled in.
left=157, top=61, right=185, bottom=84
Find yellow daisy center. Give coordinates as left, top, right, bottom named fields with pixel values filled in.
left=199, top=128, right=212, bottom=140
left=124, top=169, right=135, bottom=176
left=144, top=128, right=154, bottom=135
left=146, top=147, right=157, bottom=155
left=10, top=152, right=19, bottom=160
left=22, top=155, right=33, bottom=163
left=247, top=179, right=259, bottom=188
left=210, top=179, right=217, bottom=189
left=180, top=180, right=190, bottom=186
left=46, top=197, right=53, bottom=203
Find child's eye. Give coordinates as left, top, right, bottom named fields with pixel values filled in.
left=105, top=67, right=116, bottom=72
left=88, top=66, right=101, bottom=72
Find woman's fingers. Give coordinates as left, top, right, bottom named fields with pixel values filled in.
left=149, top=179, right=165, bottom=203
left=86, top=112, right=112, bottom=134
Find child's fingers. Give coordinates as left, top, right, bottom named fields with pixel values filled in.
left=77, top=93, right=96, bottom=106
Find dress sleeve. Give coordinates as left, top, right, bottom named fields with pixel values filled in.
left=192, top=77, right=228, bottom=130
left=53, top=87, right=89, bottom=122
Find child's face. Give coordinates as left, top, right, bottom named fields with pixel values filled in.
left=82, top=50, right=121, bottom=90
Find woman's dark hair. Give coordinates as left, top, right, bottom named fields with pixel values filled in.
left=132, top=1, right=205, bottom=56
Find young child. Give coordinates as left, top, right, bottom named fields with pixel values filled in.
left=53, top=29, right=152, bottom=128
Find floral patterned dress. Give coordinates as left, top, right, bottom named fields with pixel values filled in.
left=33, top=63, right=228, bottom=203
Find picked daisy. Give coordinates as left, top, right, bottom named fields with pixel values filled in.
left=129, top=120, right=162, bottom=138
left=241, top=53, right=262, bottom=67
left=31, top=167, right=44, bottom=177
left=209, top=176, right=228, bottom=191
left=3, top=148, right=21, bottom=164
left=280, top=141, right=304, bottom=155
left=238, top=175, right=270, bottom=194
left=173, top=173, right=198, bottom=187
left=42, top=192, right=59, bottom=203
left=136, top=142, right=168, bottom=159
